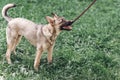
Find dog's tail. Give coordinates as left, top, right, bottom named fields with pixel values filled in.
left=2, top=3, right=16, bottom=22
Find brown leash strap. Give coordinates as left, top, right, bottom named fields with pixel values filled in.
left=64, top=0, right=97, bottom=26
left=72, top=0, right=96, bottom=23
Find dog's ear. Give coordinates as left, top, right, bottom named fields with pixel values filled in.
left=46, top=16, right=54, bottom=25
left=51, top=13, right=58, bottom=19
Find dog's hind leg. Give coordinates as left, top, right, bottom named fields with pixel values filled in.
left=12, top=35, right=22, bottom=55
left=5, top=27, right=18, bottom=64
left=6, top=44, right=14, bottom=64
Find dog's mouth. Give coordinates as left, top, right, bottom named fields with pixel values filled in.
left=60, top=20, right=73, bottom=31
left=61, top=26, right=72, bottom=31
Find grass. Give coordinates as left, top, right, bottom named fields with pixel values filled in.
left=0, top=0, right=120, bottom=80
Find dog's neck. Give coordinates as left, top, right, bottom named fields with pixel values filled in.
left=46, top=24, right=61, bottom=36
left=41, top=24, right=61, bottom=45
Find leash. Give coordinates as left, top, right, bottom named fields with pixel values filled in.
left=64, top=0, right=97, bottom=26
left=72, top=0, right=96, bottom=23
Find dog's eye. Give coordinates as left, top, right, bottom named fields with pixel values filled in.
left=59, top=19, right=63, bottom=22
left=60, top=19, right=64, bottom=23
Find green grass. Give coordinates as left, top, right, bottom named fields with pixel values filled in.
left=0, top=0, right=120, bottom=80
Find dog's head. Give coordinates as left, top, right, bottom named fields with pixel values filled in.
left=46, top=13, right=72, bottom=32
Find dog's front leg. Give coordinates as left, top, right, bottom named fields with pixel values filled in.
left=34, top=47, right=43, bottom=71
left=47, top=45, right=54, bottom=64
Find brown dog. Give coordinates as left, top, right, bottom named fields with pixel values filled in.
left=2, top=4, right=72, bottom=71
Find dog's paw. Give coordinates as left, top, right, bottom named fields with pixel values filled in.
left=48, top=61, right=52, bottom=64
left=34, top=67, right=38, bottom=72
left=8, top=61, right=12, bottom=64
